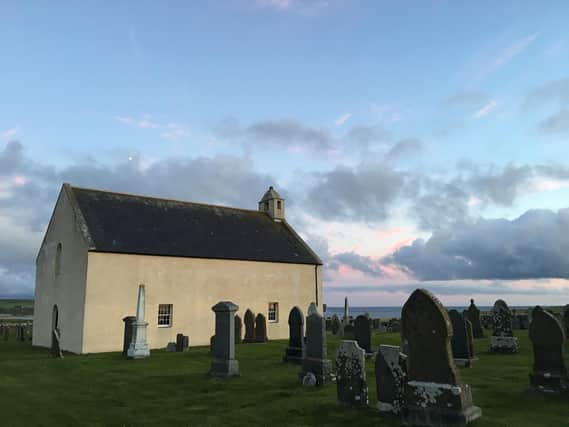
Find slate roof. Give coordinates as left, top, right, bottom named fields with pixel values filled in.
left=64, top=184, right=321, bottom=265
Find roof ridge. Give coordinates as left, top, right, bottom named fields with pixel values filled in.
left=68, top=183, right=266, bottom=216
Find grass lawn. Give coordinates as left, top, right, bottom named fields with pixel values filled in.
left=0, top=330, right=568, bottom=426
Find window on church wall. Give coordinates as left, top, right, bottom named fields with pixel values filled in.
left=277, top=200, right=281, bottom=210
left=268, top=302, right=278, bottom=322
left=158, top=304, right=173, bottom=327
left=55, top=243, right=62, bottom=277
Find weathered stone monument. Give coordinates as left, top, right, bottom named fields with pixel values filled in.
left=122, top=316, right=136, bottom=356
left=284, top=306, right=304, bottom=364
left=401, top=289, right=482, bottom=426
left=465, top=319, right=475, bottom=360
left=234, top=314, right=242, bottom=344
left=331, top=314, right=341, bottom=335
left=299, top=303, right=332, bottom=386
left=528, top=306, right=569, bottom=395
left=354, top=314, right=373, bottom=355
left=343, top=296, right=349, bottom=324
left=209, top=301, right=240, bottom=377
left=335, top=340, right=368, bottom=407
left=255, top=313, right=268, bottom=343
left=243, top=309, right=255, bottom=343
left=449, top=310, right=475, bottom=368
left=176, top=333, right=189, bottom=352
left=375, top=344, right=407, bottom=417
left=490, top=299, right=518, bottom=353
left=465, top=299, right=484, bottom=338
left=127, top=284, right=150, bottom=359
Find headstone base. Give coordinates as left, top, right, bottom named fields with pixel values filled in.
left=209, top=358, right=240, bottom=377
left=402, top=381, right=482, bottom=427
left=299, top=358, right=333, bottom=386
left=490, top=336, right=519, bottom=353
left=529, top=372, right=569, bottom=395
left=283, top=346, right=303, bottom=364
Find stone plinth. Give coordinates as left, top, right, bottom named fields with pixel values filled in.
left=209, top=301, right=240, bottom=377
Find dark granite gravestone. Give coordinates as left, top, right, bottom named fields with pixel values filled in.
left=401, top=289, right=481, bottom=426
left=465, top=299, right=484, bottom=338
left=50, top=328, right=64, bottom=358
left=528, top=306, right=569, bottom=394
left=375, top=344, right=407, bottom=417
left=210, top=335, right=215, bottom=352
left=299, top=304, right=332, bottom=386
left=284, top=306, right=304, bottom=364
left=335, top=340, right=368, bottom=407
left=331, top=314, right=341, bottom=335
left=563, top=305, right=569, bottom=336
left=490, top=299, right=518, bottom=353
left=465, top=319, right=475, bottom=359
left=254, top=313, right=268, bottom=343
left=166, top=342, right=177, bottom=352
left=354, top=315, right=373, bottom=355
left=449, top=310, right=474, bottom=368
left=234, top=314, right=242, bottom=344
left=343, top=324, right=355, bottom=340
left=175, top=333, right=189, bottom=352
left=243, top=309, right=256, bottom=343
left=209, top=301, right=240, bottom=377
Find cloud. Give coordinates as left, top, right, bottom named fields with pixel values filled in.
left=334, top=113, right=352, bottom=126
left=441, top=91, right=491, bottom=108
left=479, top=33, right=539, bottom=81
left=1, top=127, right=19, bottom=139
left=384, top=208, right=569, bottom=281
left=538, top=109, right=569, bottom=134
left=386, top=138, right=423, bottom=160
left=471, top=100, right=497, bottom=119
left=0, top=141, right=278, bottom=297
left=344, top=125, right=390, bottom=152
left=115, top=115, right=190, bottom=140
left=329, top=251, right=384, bottom=277
left=525, top=77, right=569, bottom=109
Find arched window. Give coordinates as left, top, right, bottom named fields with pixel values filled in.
left=55, top=243, right=62, bottom=277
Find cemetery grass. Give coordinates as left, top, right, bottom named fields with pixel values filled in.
left=0, top=332, right=568, bottom=426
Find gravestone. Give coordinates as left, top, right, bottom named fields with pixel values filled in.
left=127, top=285, right=150, bottom=359
left=490, top=299, right=518, bottom=353
left=255, top=313, right=268, bottom=343
left=343, top=324, right=355, bottom=340
left=354, top=314, right=373, bottom=355
left=401, top=289, right=481, bottom=426
left=331, top=314, right=341, bottom=335
left=449, top=310, right=474, bottom=368
left=375, top=344, right=407, bottom=417
left=284, top=306, right=304, bottom=364
left=122, top=316, right=136, bottom=355
left=210, top=335, right=215, bottom=352
left=176, top=333, right=189, bottom=352
left=335, top=340, right=368, bottom=407
left=299, top=304, right=332, bottom=386
left=529, top=306, right=569, bottom=394
left=465, top=299, right=484, bottom=338
left=50, top=328, right=64, bottom=358
left=563, top=305, right=569, bottom=336
left=209, top=301, right=240, bottom=377
left=234, top=314, right=242, bottom=344
left=465, top=319, right=475, bottom=359
left=243, top=309, right=256, bottom=343
left=343, top=296, right=349, bottom=325
left=166, top=342, right=177, bottom=352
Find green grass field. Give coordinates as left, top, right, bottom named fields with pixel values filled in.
left=0, top=299, right=34, bottom=316
left=0, top=330, right=567, bottom=426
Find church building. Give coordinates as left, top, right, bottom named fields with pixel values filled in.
left=33, top=184, right=322, bottom=354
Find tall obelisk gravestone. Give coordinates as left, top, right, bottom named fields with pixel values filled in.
left=127, top=284, right=150, bottom=359
left=209, top=301, right=240, bottom=377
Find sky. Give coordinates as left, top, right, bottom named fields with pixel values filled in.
left=2, top=0, right=569, bottom=306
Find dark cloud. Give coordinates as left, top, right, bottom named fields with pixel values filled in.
left=306, top=164, right=407, bottom=222
left=331, top=251, right=384, bottom=277
left=386, top=138, right=423, bottom=160
left=384, top=209, right=569, bottom=281
left=344, top=125, right=390, bottom=151
left=538, top=109, right=569, bottom=134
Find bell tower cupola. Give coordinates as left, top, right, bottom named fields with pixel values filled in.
left=259, top=186, right=285, bottom=221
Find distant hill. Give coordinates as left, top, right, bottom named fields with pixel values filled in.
left=0, top=299, right=34, bottom=316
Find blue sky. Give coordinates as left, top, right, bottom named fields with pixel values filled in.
left=2, top=0, right=569, bottom=306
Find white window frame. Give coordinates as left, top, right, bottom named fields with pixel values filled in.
left=268, top=302, right=279, bottom=323
left=157, top=304, right=173, bottom=328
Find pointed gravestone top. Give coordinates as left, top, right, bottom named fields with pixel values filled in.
left=402, top=288, right=459, bottom=385
left=307, top=302, right=318, bottom=316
